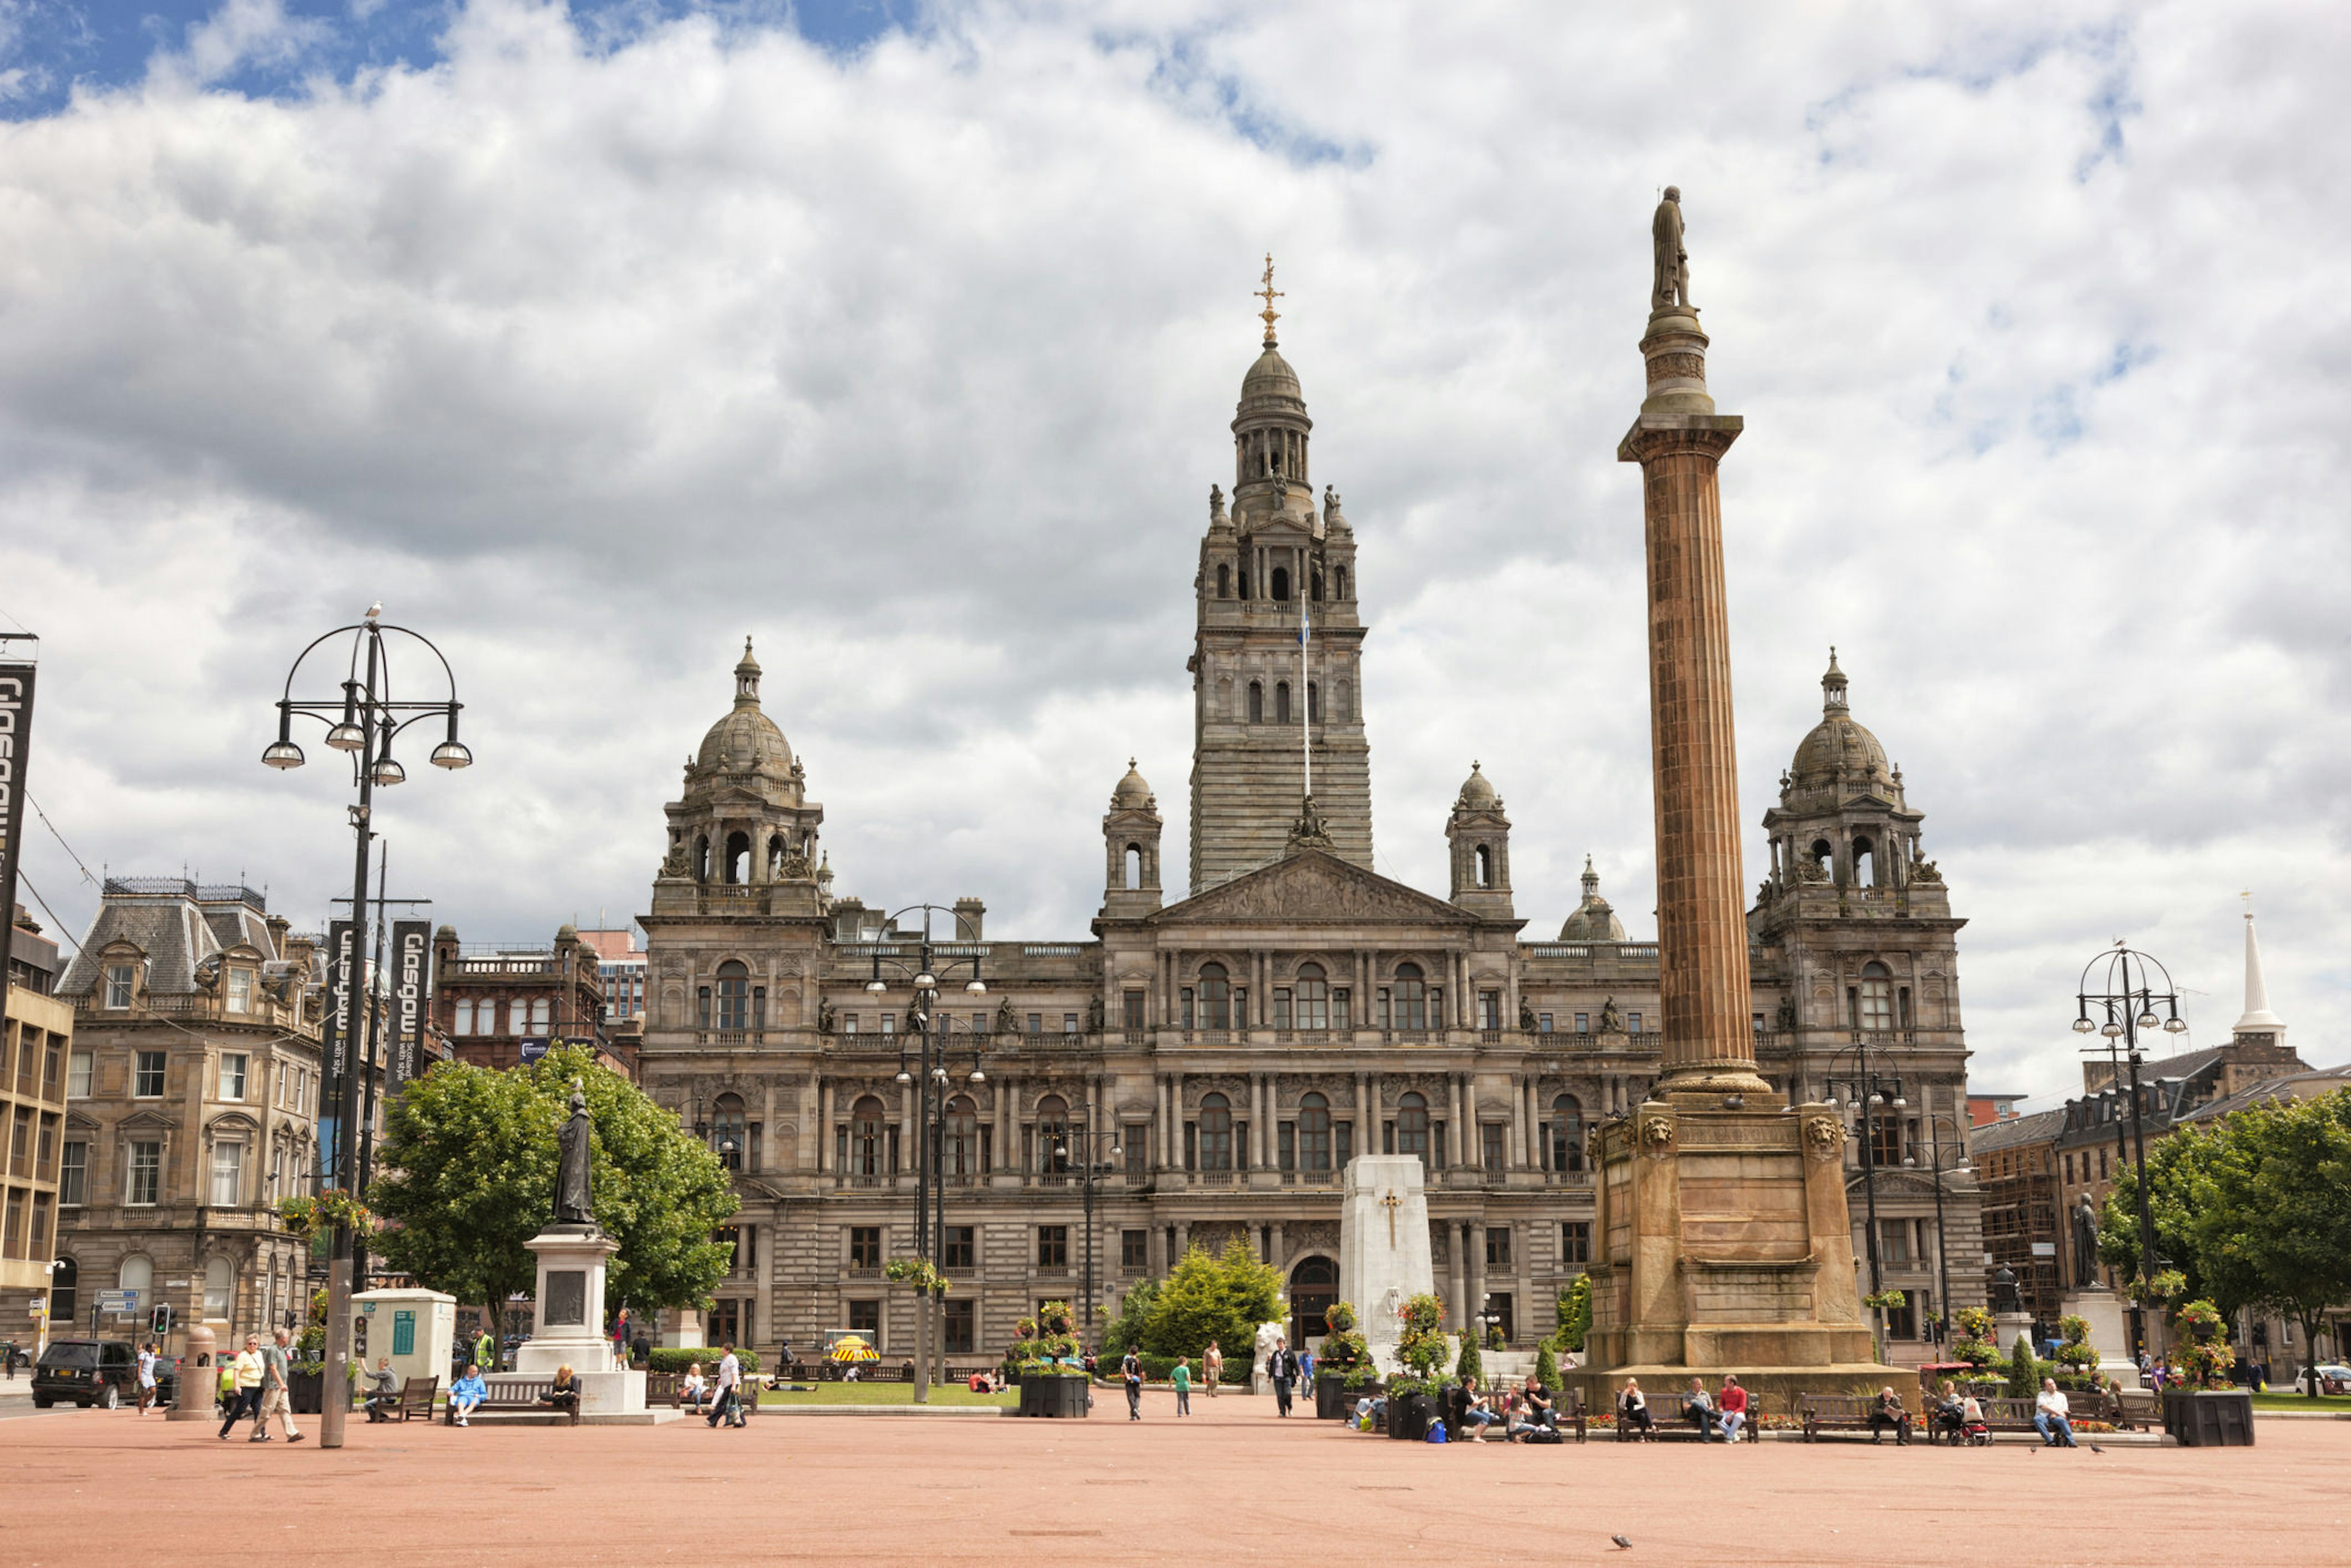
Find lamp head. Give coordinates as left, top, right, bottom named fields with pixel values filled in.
left=261, top=739, right=306, bottom=770
left=967, top=1068, right=985, bottom=1084
left=965, top=978, right=987, bottom=994
left=2072, top=1017, right=2094, bottom=1034
left=2100, top=1019, right=2124, bottom=1038
left=864, top=979, right=887, bottom=994
left=913, top=972, right=936, bottom=991
left=324, top=721, right=367, bottom=752
left=370, top=754, right=407, bottom=787
left=894, top=1069, right=912, bottom=1086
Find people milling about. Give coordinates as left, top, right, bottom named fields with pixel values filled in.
left=709, top=1343, right=744, bottom=1428
left=1717, top=1376, right=1749, bottom=1442
left=1455, top=1374, right=1498, bottom=1442
left=217, top=1335, right=264, bottom=1440
left=449, top=1364, right=489, bottom=1427
left=1618, top=1378, right=1654, bottom=1439
left=1122, top=1348, right=1143, bottom=1420
left=2034, top=1378, right=2077, bottom=1448
left=1203, top=1341, right=1223, bottom=1397
left=1172, top=1356, right=1193, bottom=1417
left=1682, top=1377, right=1720, bottom=1441
left=365, top=1357, right=400, bottom=1422
left=136, top=1341, right=158, bottom=1415
left=1868, top=1386, right=1912, bottom=1446
left=1269, top=1337, right=1301, bottom=1417
left=256, top=1328, right=305, bottom=1444
left=542, top=1364, right=581, bottom=1419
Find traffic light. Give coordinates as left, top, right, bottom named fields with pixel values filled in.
left=150, top=1304, right=174, bottom=1337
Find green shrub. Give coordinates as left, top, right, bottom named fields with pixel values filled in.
left=646, top=1346, right=760, bottom=1375
left=1455, top=1332, right=1483, bottom=1385
left=2004, top=1334, right=2043, bottom=1398
left=1555, top=1276, right=1592, bottom=1353
left=1535, top=1342, right=1561, bottom=1390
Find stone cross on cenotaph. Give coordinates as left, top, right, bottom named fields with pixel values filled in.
left=1339, top=1155, right=1434, bottom=1375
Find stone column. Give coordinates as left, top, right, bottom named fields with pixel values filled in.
left=1156, top=1076, right=1171, bottom=1171
left=1468, top=1222, right=1487, bottom=1336
left=1504, top=1077, right=1521, bottom=1171
left=1355, top=1073, right=1373, bottom=1163
left=899, top=1084, right=916, bottom=1183
left=1446, top=1075, right=1465, bottom=1170
left=1446, top=1221, right=1466, bottom=1332
left=816, top=1079, right=833, bottom=1174
left=761, top=1084, right=778, bottom=1173
left=1619, top=299, right=1768, bottom=1097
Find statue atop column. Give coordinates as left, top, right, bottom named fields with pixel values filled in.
left=1651, top=186, right=1692, bottom=312
left=553, top=1079, right=596, bottom=1228
left=2071, top=1193, right=2102, bottom=1283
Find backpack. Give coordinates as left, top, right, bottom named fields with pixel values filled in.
left=1425, top=1420, right=1448, bottom=1443
left=1523, top=1427, right=1565, bottom=1445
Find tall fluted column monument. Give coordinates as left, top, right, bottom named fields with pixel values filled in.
left=1572, top=190, right=1882, bottom=1408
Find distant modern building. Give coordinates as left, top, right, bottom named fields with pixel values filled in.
left=578, top=928, right=647, bottom=1024
left=52, top=879, right=329, bottom=1347
left=1, top=906, right=70, bottom=1337
left=1967, top=1090, right=2027, bottom=1127
left=431, top=924, right=625, bottom=1077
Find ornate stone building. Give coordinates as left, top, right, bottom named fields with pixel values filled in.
left=634, top=316, right=1985, bottom=1362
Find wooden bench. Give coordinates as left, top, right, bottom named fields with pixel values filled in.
left=1518, top=1386, right=1588, bottom=1443
left=1800, top=1393, right=1915, bottom=1441
left=445, top=1378, right=579, bottom=1425
left=393, top=1376, right=438, bottom=1422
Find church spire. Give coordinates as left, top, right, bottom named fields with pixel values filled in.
left=2233, top=893, right=2287, bottom=1040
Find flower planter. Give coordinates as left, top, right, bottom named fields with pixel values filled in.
left=1315, top=1376, right=1359, bottom=1420
left=2162, top=1388, right=2254, bottom=1447
left=1017, top=1375, right=1091, bottom=1418
left=1387, top=1390, right=1434, bottom=1441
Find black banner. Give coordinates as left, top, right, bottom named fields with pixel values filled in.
left=0, top=662, right=32, bottom=985
left=392, top=918, right=431, bottom=1095
left=321, top=918, right=359, bottom=1184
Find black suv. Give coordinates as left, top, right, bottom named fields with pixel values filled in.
left=32, top=1340, right=175, bottom=1409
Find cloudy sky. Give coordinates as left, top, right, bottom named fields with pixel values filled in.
left=4, top=1, right=2344, bottom=1108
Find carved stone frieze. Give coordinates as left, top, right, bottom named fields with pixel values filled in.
left=1157, top=849, right=1474, bottom=926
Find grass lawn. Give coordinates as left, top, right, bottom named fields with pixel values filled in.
left=2250, top=1391, right=2351, bottom=1412
left=756, top=1382, right=1018, bottom=1407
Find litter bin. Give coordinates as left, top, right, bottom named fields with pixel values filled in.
left=2162, top=1389, right=2255, bottom=1446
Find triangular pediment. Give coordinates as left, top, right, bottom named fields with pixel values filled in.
left=1150, top=849, right=1474, bottom=928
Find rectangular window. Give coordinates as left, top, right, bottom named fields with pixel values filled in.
left=849, top=1226, right=882, bottom=1269
left=1063, top=1013, right=1078, bottom=1035
left=843, top=1013, right=858, bottom=1033
left=1120, top=1229, right=1149, bottom=1271
left=454, top=999, right=475, bottom=1035
left=1481, top=1123, right=1506, bottom=1177
left=1335, top=1120, right=1354, bottom=1168
left=105, top=964, right=135, bottom=1008
left=1277, top=1121, right=1295, bottom=1172
left=1037, top=1225, right=1068, bottom=1269
left=1879, top=1220, right=1911, bottom=1265
left=1752, top=1011, right=1768, bottom=1035
left=220, top=1053, right=249, bottom=1102
left=942, top=1225, right=975, bottom=1270
left=1123, top=991, right=1146, bottom=1030
left=68, top=1050, right=92, bottom=1100
left=1376, top=988, right=1390, bottom=1029
left=1333, top=989, right=1351, bottom=1030
left=1179, top=988, right=1194, bottom=1029
left=708, top=1299, right=744, bottom=1347
left=226, top=968, right=253, bottom=1013
left=128, top=1140, right=162, bottom=1206
left=1539, top=1013, right=1554, bottom=1032
left=1561, top=1221, right=1591, bottom=1266
left=1124, top=1132, right=1147, bottom=1181
left=1027, top=1014, right=1043, bottom=1035
left=943, top=1297, right=975, bottom=1354
left=210, top=1142, right=245, bottom=1207
left=1485, top=1225, right=1512, bottom=1268
left=1272, top=989, right=1292, bottom=1029
left=269, top=1146, right=285, bottom=1202
left=2098, top=1149, right=2109, bottom=1180
left=531, top=999, right=552, bottom=1032
left=1574, top=1012, right=1589, bottom=1032
left=847, top=1300, right=879, bottom=1343
left=1479, top=991, right=1501, bottom=1029
left=1628, top=1011, right=1643, bottom=1033
left=134, top=1051, right=167, bottom=1098
left=880, top=1013, right=895, bottom=1036
left=972, top=1010, right=988, bottom=1034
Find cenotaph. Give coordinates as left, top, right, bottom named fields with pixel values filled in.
left=1572, top=190, right=1886, bottom=1409
left=1337, top=1155, right=1435, bottom=1375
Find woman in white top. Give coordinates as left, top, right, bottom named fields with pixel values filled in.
left=681, top=1363, right=707, bottom=1414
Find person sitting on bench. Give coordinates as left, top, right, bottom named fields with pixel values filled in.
left=540, top=1365, right=580, bottom=1419
left=1618, top=1379, right=1654, bottom=1439
left=1682, top=1378, right=1720, bottom=1441
left=364, top=1357, right=400, bottom=1423
left=681, top=1362, right=707, bottom=1413
left=448, top=1365, right=487, bottom=1427
left=1932, top=1379, right=1967, bottom=1442
left=1867, top=1386, right=1913, bottom=1446
left=1507, top=1376, right=1555, bottom=1441
left=1717, top=1376, right=1749, bottom=1442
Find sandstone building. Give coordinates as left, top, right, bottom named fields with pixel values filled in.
left=1, top=907, right=70, bottom=1333
left=634, top=315, right=1986, bottom=1361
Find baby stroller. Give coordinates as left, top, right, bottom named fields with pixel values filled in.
left=1958, top=1397, right=1991, bottom=1447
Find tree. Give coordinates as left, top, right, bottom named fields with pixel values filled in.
left=1100, top=1279, right=1160, bottom=1357
left=1554, top=1275, right=1591, bottom=1354
left=1534, top=1340, right=1561, bottom=1392
left=1455, top=1326, right=1483, bottom=1385
left=1139, top=1237, right=1284, bottom=1360
left=369, top=1045, right=738, bottom=1326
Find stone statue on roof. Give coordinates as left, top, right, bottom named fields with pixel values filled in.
left=1651, top=186, right=1692, bottom=312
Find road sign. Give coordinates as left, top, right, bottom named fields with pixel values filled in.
left=96, top=1289, right=138, bottom=1314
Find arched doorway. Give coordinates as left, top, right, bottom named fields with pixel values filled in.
left=1289, top=1256, right=1338, bottom=1348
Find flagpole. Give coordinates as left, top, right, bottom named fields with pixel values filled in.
left=1301, top=563, right=1311, bottom=798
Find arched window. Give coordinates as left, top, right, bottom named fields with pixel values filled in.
left=1397, top=1092, right=1431, bottom=1166
left=1198, top=963, right=1232, bottom=1030
left=1198, top=1093, right=1234, bottom=1171
left=715, top=961, right=750, bottom=1032
left=1859, top=961, right=1895, bottom=1034
left=1335, top=566, right=1349, bottom=599
left=944, top=1095, right=978, bottom=1177
left=119, top=1255, right=154, bottom=1296
left=1393, top=962, right=1427, bottom=1031
left=767, top=835, right=787, bottom=878
left=1217, top=563, right=1231, bottom=598
left=851, top=1095, right=887, bottom=1177
left=1853, top=835, right=1876, bottom=887
left=1248, top=683, right=1264, bottom=724
left=696, top=835, right=711, bottom=881
left=203, top=1255, right=233, bottom=1320
left=1124, top=845, right=1142, bottom=890
left=1037, top=1095, right=1070, bottom=1173
left=1272, top=566, right=1291, bottom=602
left=1474, top=844, right=1493, bottom=888
left=1311, top=570, right=1324, bottom=602
left=1550, top=1094, right=1584, bottom=1173
left=1294, top=963, right=1329, bottom=1030
left=724, top=831, right=750, bottom=884
left=1810, top=838, right=1834, bottom=880
left=1275, top=681, right=1292, bottom=724
left=711, top=1092, right=746, bottom=1171
left=1298, top=1092, right=1332, bottom=1173
left=1307, top=683, right=1320, bottom=722
left=48, top=1256, right=77, bottom=1324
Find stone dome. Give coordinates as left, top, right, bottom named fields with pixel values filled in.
left=1558, top=855, right=1628, bottom=942
left=694, top=639, right=794, bottom=782
left=1788, top=648, right=1892, bottom=792
left=1111, top=758, right=1155, bottom=811
left=1241, top=343, right=1303, bottom=405
left=1455, top=760, right=1498, bottom=811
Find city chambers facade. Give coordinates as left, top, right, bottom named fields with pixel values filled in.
left=635, top=310, right=1984, bottom=1361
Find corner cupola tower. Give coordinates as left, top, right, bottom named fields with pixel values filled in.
left=1188, top=258, right=1373, bottom=890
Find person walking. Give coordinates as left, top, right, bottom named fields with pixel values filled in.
left=1269, top=1338, right=1300, bottom=1417
left=218, top=1335, right=264, bottom=1439
left=1203, top=1341, right=1223, bottom=1397
left=1121, top=1348, right=1143, bottom=1420
left=253, top=1328, right=305, bottom=1443
left=136, top=1341, right=159, bottom=1415
left=708, top=1343, right=743, bottom=1428
left=1171, top=1356, right=1193, bottom=1417
left=2, top=1338, right=16, bottom=1380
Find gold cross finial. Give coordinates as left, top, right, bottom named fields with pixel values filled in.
left=1256, top=253, right=1284, bottom=345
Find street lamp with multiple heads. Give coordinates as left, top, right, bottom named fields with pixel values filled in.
left=864, top=905, right=987, bottom=1403
left=263, top=606, right=469, bottom=1450
left=1822, top=1039, right=1908, bottom=1304
left=1903, top=1112, right=1973, bottom=1344
left=2070, top=942, right=2188, bottom=1359
left=1052, top=1119, right=1122, bottom=1357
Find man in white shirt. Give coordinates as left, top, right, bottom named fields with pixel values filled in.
left=708, top=1343, right=743, bottom=1429
left=2034, top=1378, right=2077, bottom=1447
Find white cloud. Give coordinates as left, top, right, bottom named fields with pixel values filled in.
left=3, top=0, right=2346, bottom=1109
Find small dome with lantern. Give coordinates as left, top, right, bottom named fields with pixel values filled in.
left=692, top=639, right=795, bottom=791
left=1558, top=856, right=1628, bottom=942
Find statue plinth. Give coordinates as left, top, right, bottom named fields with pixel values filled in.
left=502, top=1224, right=647, bottom=1415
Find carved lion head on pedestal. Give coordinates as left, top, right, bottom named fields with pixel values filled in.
left=1637, top=1114, right=1674, bottom=1160
left=1803, top=1114, right=1847, bottom=1161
